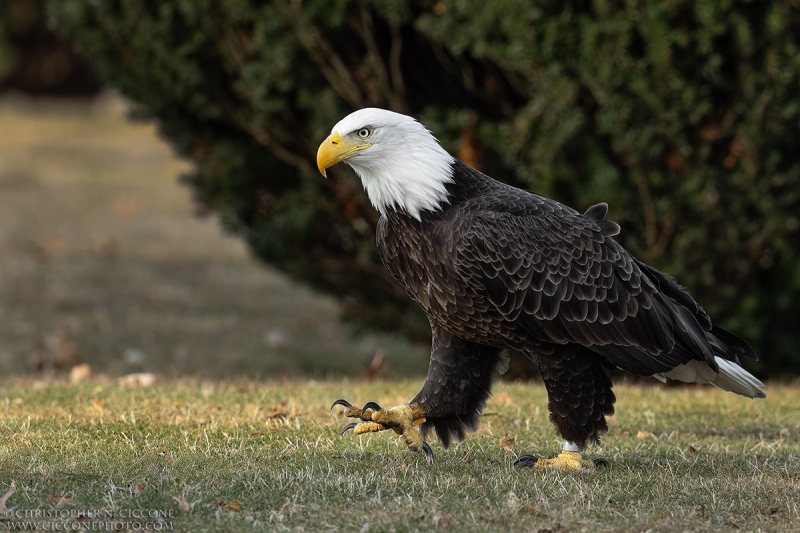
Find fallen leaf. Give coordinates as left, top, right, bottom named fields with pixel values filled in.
left=0, top=484, right=15, bottom=512
left=266, top=401, right=301, bottom=424
left=118, top=373, right=157, bottom=388
left=268, top=402, right=288, bottom=420
left=173, top=496, right=197, bottom=512
left=69, top=364, right=93, bottom=384
left=636, top=430, right=655, bottom=439
left=499, top=434, right=516, bottom=453
left=432, top=511, right=453, bottom=528
left=50, top=494, right=76, bottom=505
left=92, top=398, right=104, bottom=411
left=505, top=491, right=521, bottom=511
left=504, top=491, right=543, bottom=515
left=225, top=500, right=240, bottom=511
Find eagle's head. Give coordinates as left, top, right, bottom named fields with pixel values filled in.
left=317, top=108, right=455, bottom=220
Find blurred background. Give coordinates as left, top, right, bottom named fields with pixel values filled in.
left=0, top=0, right=427, bottom=379
left=1, top=0, right=798, bottom=379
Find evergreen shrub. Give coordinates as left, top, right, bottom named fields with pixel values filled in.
left=49, top=0, right=800, bottom=376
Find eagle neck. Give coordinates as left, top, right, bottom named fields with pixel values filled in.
left=350, top=141, right=456, bottom=221
left=380, top=160, right=498, bottom=225
left=443, top=160, right=498, bottom=204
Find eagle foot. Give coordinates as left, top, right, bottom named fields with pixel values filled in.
left=331, top=400, right=433, bottom=464
left=513, top=450, right=607, bottom=471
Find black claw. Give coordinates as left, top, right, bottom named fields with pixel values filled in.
left=593, top=457, right=610, bottom=468
left=330, top=399, right=352, bottom=410
left=361, top=401, right=382, bottom=417
left=340, top=422, right=358, bottom=436
left=513, top=455, right=539, bottom=468
left=422, top=442, right=434, bottom=465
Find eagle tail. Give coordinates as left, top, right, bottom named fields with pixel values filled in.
left=710, top=357, right=767, bottom=398
left=656, top=357, right=766, bottom=398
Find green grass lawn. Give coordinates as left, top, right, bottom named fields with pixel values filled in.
left=1, top=378, right=798, bottom=532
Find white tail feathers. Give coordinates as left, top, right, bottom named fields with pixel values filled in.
left=711, top=357, right=767, bottom=398
left=655, top=356, right=766, bottom=398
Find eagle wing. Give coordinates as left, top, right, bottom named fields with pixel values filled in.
left=453, top=198, right=723, bottom=375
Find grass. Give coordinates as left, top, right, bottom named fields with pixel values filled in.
left=1, top=378, right=798, bottom=532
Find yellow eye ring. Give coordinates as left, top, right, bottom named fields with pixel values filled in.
left=357, top=128, right=371, bottom=139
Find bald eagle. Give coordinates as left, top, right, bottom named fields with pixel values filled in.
left=317, top=108, right=765, bottom=469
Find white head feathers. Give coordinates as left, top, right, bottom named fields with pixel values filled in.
left=329, top=108, right=455, bottom=220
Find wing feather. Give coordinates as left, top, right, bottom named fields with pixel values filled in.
left=455, top=201, right=718, bottom=375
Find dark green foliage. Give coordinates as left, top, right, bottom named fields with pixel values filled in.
left=48, top=1, right=800, bottom=375
left=0, top=0, right=100, bottom=94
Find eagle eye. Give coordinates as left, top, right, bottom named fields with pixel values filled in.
left=357, top=127, right=372, bottom=139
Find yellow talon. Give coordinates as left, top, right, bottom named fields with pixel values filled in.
left=534, top=450, right=594, bottom=470
left=370, top=405, right=413, bottom=425
left=333, top=400, right=432, bottom=461
left=353, top=422, right=388, bottom=434
left=343, top=406, right=363, bottom=418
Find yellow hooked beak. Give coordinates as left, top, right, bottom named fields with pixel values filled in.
left=316, top=132, right=371, bottom=177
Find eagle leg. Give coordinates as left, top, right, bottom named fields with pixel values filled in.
left=331, top=401, right=433, bottom=464
left=510, top=347, right=614, bottom=470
